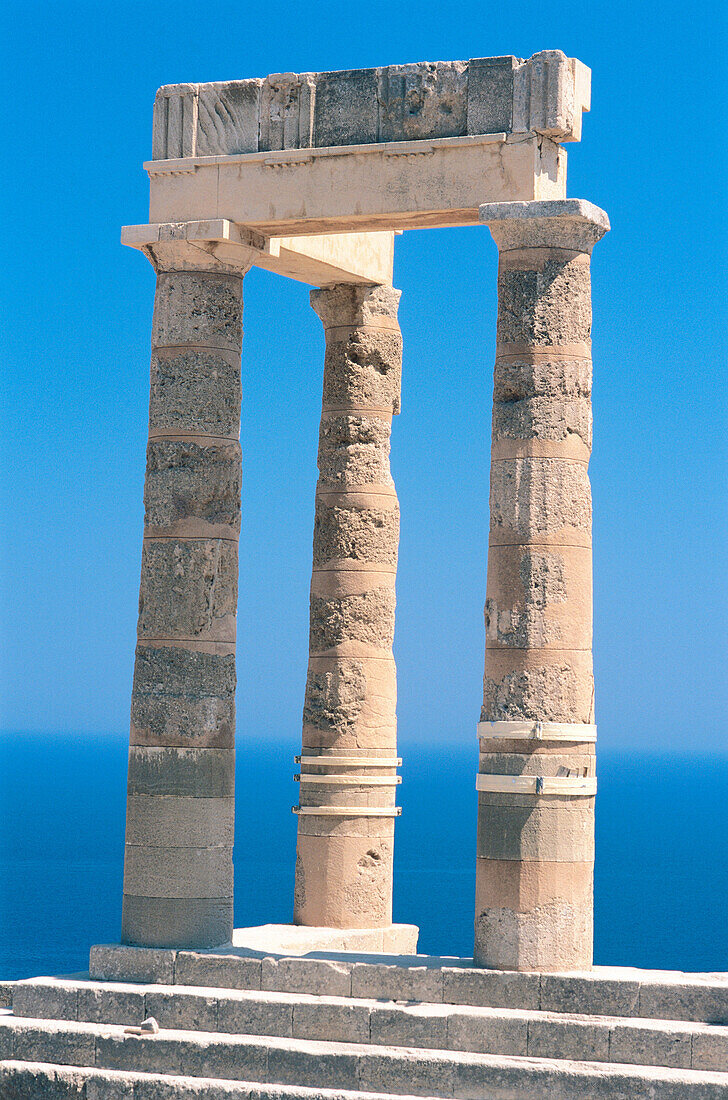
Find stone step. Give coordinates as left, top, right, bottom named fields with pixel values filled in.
left=89, top=946, right=728, bottom=1025
left=0, top=1060, right=441, bottom=1100
left=11, top=977, right=728, bottom=1073
left=1, top=1015, right=727, bottom=1099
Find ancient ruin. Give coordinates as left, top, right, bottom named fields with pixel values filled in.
left=4, top=53, right=726, bottom=1100
left=118, top=51, right=606, bottom=971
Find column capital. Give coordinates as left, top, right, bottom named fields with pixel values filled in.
left=310, top=283, right=401, bottom=329
left=122, top=220, right=259, bottom=275
left=479, top=199, right=609, bottom=253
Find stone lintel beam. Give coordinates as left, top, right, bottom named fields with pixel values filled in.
left=145, top=134, right=566, bottom=235
left=123, top=220, right=395, bottom=288
left=151, top=51, right=590, bottom=162
left=474, top=198, right=609, bottom=973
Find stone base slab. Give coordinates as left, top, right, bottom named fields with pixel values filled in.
left=230, top=923, right=418, bottom=956
left=90, top=923, right=419, bottom=983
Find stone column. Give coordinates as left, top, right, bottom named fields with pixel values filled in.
left=121, top=235, right=254, bottom=949
left=474, top=199, right=609, bottom=971
left=294, top=284, right=403, bottom=928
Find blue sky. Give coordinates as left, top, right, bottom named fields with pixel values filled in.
left=1, top=0, right=726, bottom=752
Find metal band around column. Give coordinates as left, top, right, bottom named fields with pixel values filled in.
left=292, top=806, right=402, bottom=816
left=293, top=751, right=402, bottom=810
left=478, top=720, right=597, bottom=743
left=295, top=775, right=401, bottom=786
left=476, top=774, right=597, bottom=796
left=295, top=756, right=402, bottom=766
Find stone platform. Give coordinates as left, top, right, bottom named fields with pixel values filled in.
left=1, top=946, right=727, bottom=1098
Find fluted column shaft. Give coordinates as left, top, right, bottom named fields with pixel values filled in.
left=122, top=239, right=253, bottom=949
left=294, top=284, right=403, bottom=928
left=474, top=200, right=609, bottom=970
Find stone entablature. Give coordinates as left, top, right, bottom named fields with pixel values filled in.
left=152, top=51, right=590, bottom=161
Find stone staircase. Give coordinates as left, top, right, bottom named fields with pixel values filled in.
left=1, top=948, right=727, bottom=1098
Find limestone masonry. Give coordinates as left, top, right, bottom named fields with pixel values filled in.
left=118, top=52, right=611, bottom=969
left=17, top=50, right=726, bottom=1100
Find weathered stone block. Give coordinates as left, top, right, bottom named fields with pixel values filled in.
left=137, top=540, right=238, bottom=642
left=127, top=747, right=235, bottom=798
left=493, top=395, right=592, bottom=448
left=153, top=84, right=198, bottom=160
left=144, top=440, right=241, bottom=532
left=123, top=843, right=233, bottom=898
left=295, top=834, right=394, bottom=928
left=467, top=56, right=517, bottom=135
left=261, top=957, right=352, bottom=998
left=379, top=62, right=467, bottom=142
left=350, top=962, right=443, bottom=1003
left=478, top=752, right=595, bottom=776
left=482, top=651, right=594, bottom=724
left=125, top=795, right=234, bottom=848
left=145, top=988, right=219, bottom=1032
left=485, top=544, right=592, bottom=651
left=12, top=979, right=78, bottom=1022
left=447, top=1006, right=529, bottom=1055
left=313, top=501, right=399, bottom=567
left=76, top=984, right=145, bottom=1025
left=130, top=646, right=236, bottom=749
left=638, top=980, right=728, bottom=1025
left=130, top=693, right=235, bottom=750
left=132, top=645, right=237, bottom=699
left=481, top=200, right=610, bottom=253
left=149, top=348, right=241, bottom=438
left=527, top=1016, right=610, bottom=1061
left=322, top=332, right=403, bottom=413
left=370, top=1003, right=449, bottom=1048
left=311, top=284, right=401, bottom=329
left=89, top=943, right=176, bottom=984
left=314, top=68, right=379, bottom=147
left=539, top=973, right=640, bottom=1017
left=260, top=73, right=316, bottom=152
left=302, top=656, right=397, bottom=747
left=0, top=1062, right=88, bottom=1097
left=692, top=1027, right=728, bottom=1070
left=496, top=256, right=592, bottom=347
left=174, top=952, right=262, bottom=990
left=152, top=272, right=243, bottom=352
left=474, top=857, right=593, bottom=970
left=268, top=1043, right=359, bottom=1089
left=490, top=458, right=591, bottom=543
left=87, top=1070, right=136, bottom=1099
left=441, top=966, right=541, bottom=1010
left=11, top=1021, right=95, bottom=1067
left=608, top=1021, right=693, bottom=1069
left=292, top=998, right=370, bottom=1043
left=513, top=52, right=590, bottom=142
left=217, top=992, right=293, bottom=1037
left=494, top=355, right=591, bottom=402
left=476, top=796, right=595, bottom=862
left=121, top=894, right=233, bottom=949
left=309, top=588, right=395, bottom=653
left=358, top=1049, right=457, bottom=1096
left=317, top=416, right=393, bottom=489
left=197, top=80, right=261, bottom=156
left=93, top=1031, right=184, bottom=1075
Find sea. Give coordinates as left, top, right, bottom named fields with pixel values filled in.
left=0, top=733, right=726, bottom=979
